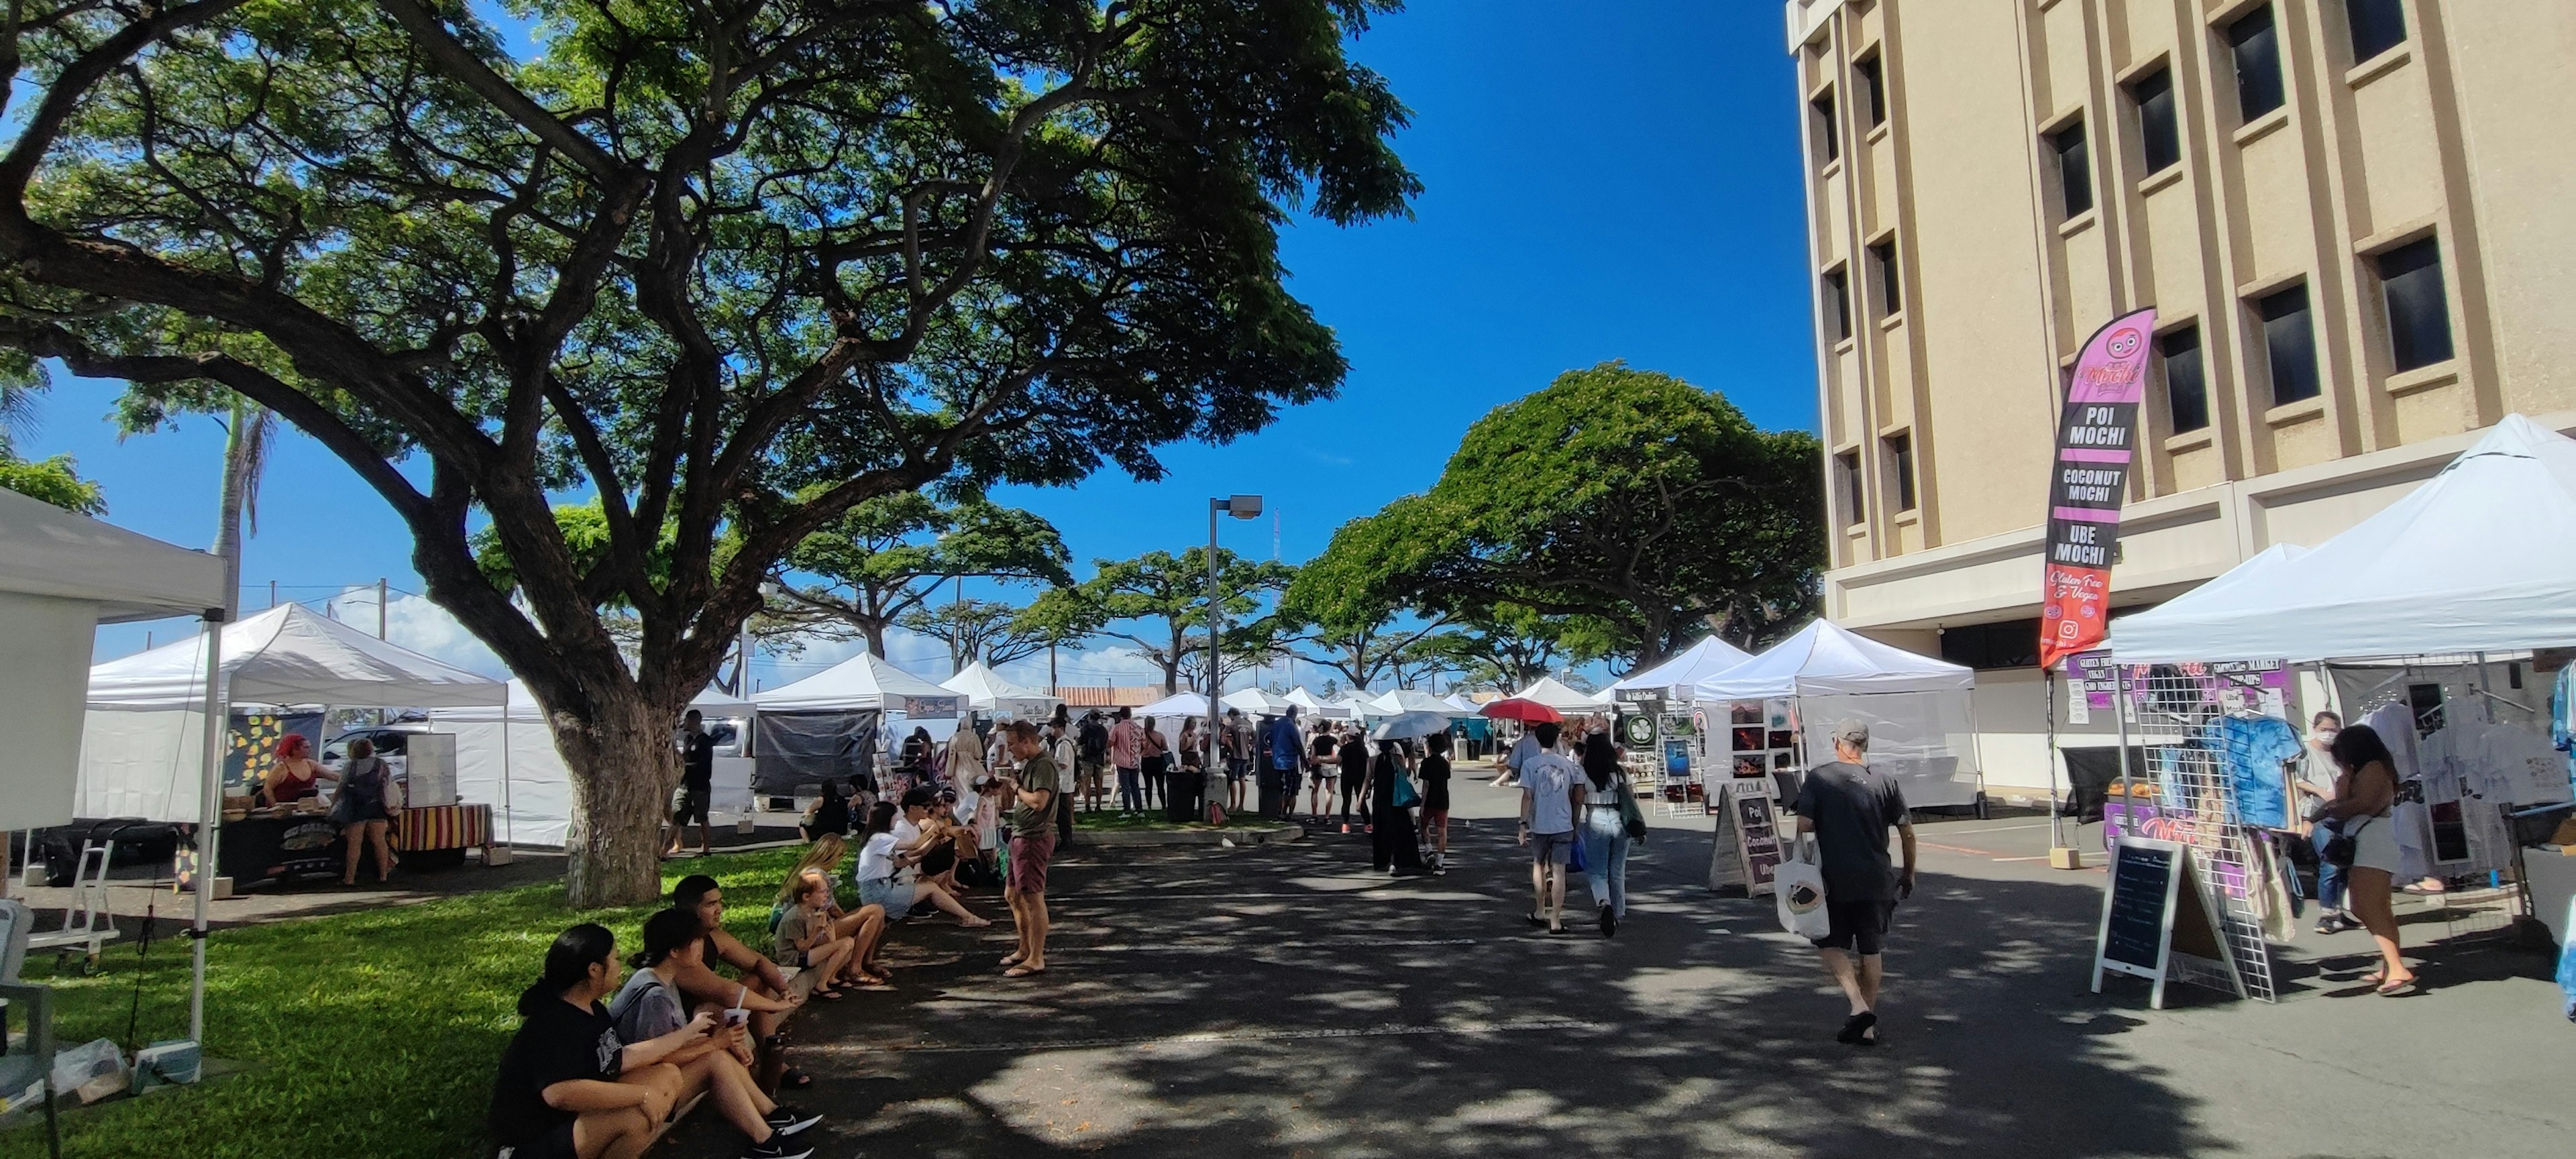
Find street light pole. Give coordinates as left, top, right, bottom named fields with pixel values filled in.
left=1208, top=495, right=1263, bottom=803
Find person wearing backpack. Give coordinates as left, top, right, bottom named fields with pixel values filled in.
left=1790, top=720, right=1916, bottom=1048
left=1077, top=711, right=1111, bottom=815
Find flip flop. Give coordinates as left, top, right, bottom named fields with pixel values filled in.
left=2376, top=979, right=2419, bottom=997
left=1004, top=964, right=1047, bottom=978
left=1837, top=1011, right=1878, bottom=1044
left=811, top=987, right=844, bottom=1001
left=779, top=1068, right=814, bottom=1089
left=1000, top=952, right=1026, bottom=967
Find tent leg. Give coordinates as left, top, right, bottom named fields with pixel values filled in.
left=190, top=610, right=228, bottom=1048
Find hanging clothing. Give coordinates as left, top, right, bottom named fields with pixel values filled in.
left=2198, top=714, right=2301, bottom=828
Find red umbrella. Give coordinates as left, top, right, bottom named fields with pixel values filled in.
left=1479, top=697, right=1562, bottom=723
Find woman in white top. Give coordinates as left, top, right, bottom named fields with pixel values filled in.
left=853, top=802, right=989, bottom=928
left=2322, top=724, right=2416, bottom=995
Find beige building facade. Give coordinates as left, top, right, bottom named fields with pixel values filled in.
left=1784, top=0, right=2576, bottom=790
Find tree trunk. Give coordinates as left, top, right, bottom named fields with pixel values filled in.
left=209, top=402, right=270, bottom=620
left=864, top=621, right=888, bottom=658
left=547, top=681, right=683, bottom=907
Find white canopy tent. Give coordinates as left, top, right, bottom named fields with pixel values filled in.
left=1693, top=619, right=1982, bottom=808
left=427, top=680, right=757, bottom=849
left=1371, top=688, right=1464, bottom=717
left=1281, top=687, right=1348, bottom=718
left=80, top=602, right=506, bottom=821
left=1507, top=676, right=1602, bottom=715
left=1442, top=693, right=1482, bottom=714
left=1611, top=635, right=1754, bottom=698
left=1330, top=694, right=1386, bottom=721
left=1222, top=687, right=1294, bottom=715
left=0, top=490, right=227, bottom=1046
left=2113, top=415, right=2576, bottom=663
left=940, top=661, right=1060, bottom=719
left=753, top=652, right=963, bottom=714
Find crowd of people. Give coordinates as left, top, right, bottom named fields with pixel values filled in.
left=492, top=716, right=1068, bottom=1159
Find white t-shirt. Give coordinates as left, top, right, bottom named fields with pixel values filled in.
left=1521, top=752, right=1581, bottom=834
left=1051, top=735, right=1079, bottom=791
left=855, top=832, right=900, bottom=884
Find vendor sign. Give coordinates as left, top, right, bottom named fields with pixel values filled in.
left=2040, top=307, right=2157, bottom=671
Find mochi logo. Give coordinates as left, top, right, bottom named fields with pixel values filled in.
left=2106, top=327, right=2144, bottom=360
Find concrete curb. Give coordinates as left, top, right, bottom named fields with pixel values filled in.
left=1075, top=824, right=1306, bottom=847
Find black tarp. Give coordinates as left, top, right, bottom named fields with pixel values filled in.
left=754, top=710, right=878, bottom=791
left=2059, top=745, right=2149, bottom=822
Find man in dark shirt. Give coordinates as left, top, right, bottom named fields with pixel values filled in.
left=1790, top=719, right=1917, bottom=1048
left=1000, top=721, right=1059, bottom=978
left=662, top=710, right=718, bottom=859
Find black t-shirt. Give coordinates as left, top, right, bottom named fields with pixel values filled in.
left=1421, top=753, right=1452, bottom=810
left=1338, top=741, right=1369, bottom=781
left=681, top=730, right=715, bottom=792
left=489, top=997, right=623, bottom=1147
left=1790, top=761, right=1911, bottom=902
left=1311, top=734, right=1336, bottom=759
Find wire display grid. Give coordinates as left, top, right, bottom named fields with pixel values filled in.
left=2123, top=664, right=2279, bottom=1003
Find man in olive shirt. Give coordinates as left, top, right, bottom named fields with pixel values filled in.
left=1000, top=721, right=1059, bottom=978
left=1791, top=719, right=1917, bottom=1048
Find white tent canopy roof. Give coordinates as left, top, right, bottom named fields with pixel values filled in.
left=1442, top=693, right=1481, bottom=714
left=433, top=678, right=755, bottom=723
left=87, top=602, right=506, bottom=709
left=1281, top=687, right=1348, bottom=717
left=939, top=661, right=1061, bottom=715
left=0, top=487, right=229, bottom=623
left=1693, top=619, right=1973, bottom=700
left=753, top=651, right=959, bottom=713
left=1611, top=635, right=1755, bottom=695
left=1137, top=691, right=1210, bottom=718
left=1371, top=688, right=1461, bottom=716
left=1222, top=687, right=1294, bottom=714
left=1507, top=676, right=1602, bottom=713
left=2112, top=415, right=2576, bottom=663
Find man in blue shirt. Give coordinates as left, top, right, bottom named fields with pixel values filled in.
left=1266, top=708, right=1306, bottom=821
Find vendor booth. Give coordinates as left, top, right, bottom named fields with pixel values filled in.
left=427, top=681, right=755, bottom=849
left=1222, top=687, right=1294, bottom=716
left=1281, top=687, right=1348, bottom=718
left=2105, top=415, right=2576, bottom=999
left=1690, top=619, right=1982, bottom=810
left=1371, top=688, right=1464, bottom=717
left=1507, top=676, right=1605, bottom=718
left=941, top=661, right=1060, bottom=720
left=751, top=653, right=960, bottom=791
left=80, top=603, right=509, bottom=885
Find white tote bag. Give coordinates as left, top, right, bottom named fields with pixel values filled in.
left=1774, top=837, right=1831, bottom=940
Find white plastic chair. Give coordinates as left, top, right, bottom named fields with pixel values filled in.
left=26, top=844, right=119, bottom=973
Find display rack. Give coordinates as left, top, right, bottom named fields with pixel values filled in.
left=2117, top=663, right=2277, bottom=1003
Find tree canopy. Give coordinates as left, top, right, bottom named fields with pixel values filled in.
left=1055, top=547, right=1292, bottom=693
left=775, top=493, right=1070, bottom=658
left=0, top=0, right=1415, bottom=904
left=1308, top=362, right=1822, bottom=667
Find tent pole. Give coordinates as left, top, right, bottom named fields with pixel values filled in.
left=190, top=608, right=229, bottom=1047
left=502, top=712, right=516, bottom=847
left=2114, top=661, right=2137, bottom=826
left=2045, top=662, right=2063, bottom=850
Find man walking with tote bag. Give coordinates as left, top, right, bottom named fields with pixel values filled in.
left=1790, top=720, right=1917, bottom=1048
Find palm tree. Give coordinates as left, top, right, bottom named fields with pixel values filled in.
left=210, top=398, right=277, bottom=619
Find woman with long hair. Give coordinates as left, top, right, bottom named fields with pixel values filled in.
left=1140, top=718, right=1170, bottom=812
left=493, top=922, right=819, bottom=1159
left=1419, top=730, right=1455, bottom=873
left=797, top=779, right=849, bottom=842
left=855, top=802, right=990, bottom=928
left=331, top=737, right=399, bottom=885
left=1578, top=733, right=1634, bottom=938
left=1366, top=738, right=1427, bottom=876
left=2323, top=724, right=2417, bottom=995
left=258, top=732, right=335, bottom=808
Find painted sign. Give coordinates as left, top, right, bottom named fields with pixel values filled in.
left=2040, top=308, right=2157, bottom=671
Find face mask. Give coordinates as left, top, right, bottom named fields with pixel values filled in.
left=2314, top=728, right=2340, bottom=745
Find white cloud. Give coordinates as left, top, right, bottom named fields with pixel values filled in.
left=323, top=585, right=508, bottom=677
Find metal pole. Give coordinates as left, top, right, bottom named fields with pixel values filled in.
left=2114, top=661, right=2137, bottom=832
left=376, top=577, right=388, bottom=639
left=267, top=580, right=276, bottom=610
left=1208, top=500, right=1224, bottom=783
left=190, top=608, right=229, bottom=1046
left=2046, top=661, right=2064, bottom=849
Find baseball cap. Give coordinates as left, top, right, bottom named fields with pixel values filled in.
left=1829, top=719, right=1869, bottom=749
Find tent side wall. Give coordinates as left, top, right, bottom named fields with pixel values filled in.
left=76, top=705, right=209, bottom=822
left=0, top=591, right=103, bottom=830
left=447, top=718, right=574, bottom=849
left=1794, top=689, right=1983, bottom=808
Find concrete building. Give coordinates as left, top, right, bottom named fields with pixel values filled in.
left=1782, top=0, right=2576, bottom=792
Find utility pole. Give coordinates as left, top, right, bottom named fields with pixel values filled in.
left=376, top=577, right=388, bottom=639
left=1208, top=496, right=1263, bottom=782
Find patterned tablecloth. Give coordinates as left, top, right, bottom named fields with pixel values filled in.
left=395, top=803, right=492, bottom=852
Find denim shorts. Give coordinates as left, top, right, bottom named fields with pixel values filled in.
left=1529, top=830, right=1574, bottom=865
left=857, top=877, right=912, bottom=921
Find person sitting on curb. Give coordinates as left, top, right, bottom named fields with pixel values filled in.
left=606, top=910, right=825, bottom=1157
left=665, top=875, right=812, bottom=1091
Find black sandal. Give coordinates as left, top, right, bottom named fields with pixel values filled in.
left=1837, top=1011, right=1878, bottom=1045
left=779, top=1067, right=814, bottom=1089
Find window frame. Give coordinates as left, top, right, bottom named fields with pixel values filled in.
left=2227, top=4, right=2286, bottom=122
left=2373, top=234, right=2454, bottom=374
left=2050, top=118, right=2093, bottom=219
left=1884, top=432, right=1917, bottom=514
left=2157, top=325, right=2210, bottom=434
left=2255, top=283, right=2320, bottom=406
left=2346, top=0, right=2407, bottom=64
left=1834, top=449, right=1866, bottom=528
left=1854, top=53, right=1886, bottom=129
left=1823, top=266, right=1852, bottom=342
left=2128, top=66, right=2181, bottom=176
left=1869, top=237, right=1900, bottom=318
left=1812, top=89, right=1840, bottom=164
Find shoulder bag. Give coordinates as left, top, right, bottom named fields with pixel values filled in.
left=1616, top=774, right=1649, bottom=843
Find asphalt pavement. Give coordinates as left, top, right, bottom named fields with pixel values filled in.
left=657, top=774, right=2576, bottom=1159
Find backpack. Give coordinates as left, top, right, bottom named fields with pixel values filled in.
left=1078, top=720, right=1109, bottom=761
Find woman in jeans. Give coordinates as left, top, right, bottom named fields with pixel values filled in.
left=2324, top=724, right=2416, bottom=995
left=1578, top=734, right=1633, bottom=938
left=2300, top=711, right=2358, bottom=934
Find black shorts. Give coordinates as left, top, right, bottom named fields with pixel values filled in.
left=496, top=1120, right=578, bottom=1159
left=670, top=785, right=710, bottom=826
left=1813, top=899, right=1897, bottom=956
left=920, top=843, right=957, bottom=877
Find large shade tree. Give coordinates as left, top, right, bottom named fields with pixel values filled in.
left=0, top=0, right=1415, bottom=903
left=1309, top=363, right=1822, bottom=666
left=1056, top=547, right=1292, bottom=694
left=774, top=494, right=1071, bottom=659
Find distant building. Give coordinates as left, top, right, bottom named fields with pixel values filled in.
left=1054, top=686, right=1164, bottom=709
left=1784, top=0, right=2576, bottom=791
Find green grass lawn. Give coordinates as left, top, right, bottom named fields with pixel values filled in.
left=1071, top=808, right=1285, bottom=832
left=0, top=848, right=808, bottom=1159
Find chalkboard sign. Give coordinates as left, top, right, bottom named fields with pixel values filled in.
left=2092, top=836, right=2227, bottom=1009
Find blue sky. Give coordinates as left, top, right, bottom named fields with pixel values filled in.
left=21, top=2, right=1815, bottom=692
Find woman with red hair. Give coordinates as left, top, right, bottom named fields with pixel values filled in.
left=258, top=733, right=335, bottom=808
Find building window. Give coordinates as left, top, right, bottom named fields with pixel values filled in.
left=1835, top=450, right=1864, bottom=527
left=1854, top=54, right=1886, bottom=129
left=1870, top=239, right=1900, bottom=317
left=1812, top=90, right=1839, bottom=163
left=2228, top=5, right=2286, bottom=121
left=2159, top=326, right=2209, bottom=433
left=1823, top=268, right=1851, bottom=341
left=2375, top=235, right=2453, bottom=372
left=2129, top=68, right=2180, bottom=176
left=1885, top=433, right=1917, bottom=512
left=2257, top=284, right=2320, bottom=405
left=2347, top=0, right=2406, bottom=62
left=2050, top=119, right=2092, bottom=219
left=1939, top=619, right=2041, bottom=671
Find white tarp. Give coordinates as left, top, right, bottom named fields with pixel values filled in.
left=940, top=661, right=1061, bottom=718
left=1443, top=693, right=1482, bottom=714
left=1222, top=687, right=1294, bottom=714
left=2112, top=415, right=2576, bottom=662
left=1136, top=691, right=1210, bottom=719
left=431, top=679, right=755, bottom=848
left=87, top=602, right=506, bottom=710
left=1612, top=635, right=1754, bottom=696
left=1371, top=688, right=1464, bottom=716
left=1281, top=687, right=1346, bottom=717
left=1692, top=620, right=1974, bottom=700
left=1507, top=676, right=1603, bottom=714
left=0, top=486, right=228, bottom=623
left=754, top=651, right=962, bottom=714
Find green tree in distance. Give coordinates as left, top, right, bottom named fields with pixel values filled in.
left=900, top=596, right=1060, bottom=672
left=1417, top=607, right=1602, bottom=693
left=0, top=0, right=1415, bottom=904
left=776, top=494, right=1071, bottom=660
left=0, top=363, right=103, bottom=514
left=1309, top=362, right=1822, bottom=667
left=1056, top=547, right=1293, bottom=694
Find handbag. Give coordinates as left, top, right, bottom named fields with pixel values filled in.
left=2322, top=816, right=2369, bottom=869
left=1389, top=761, right=1420, bottom=810
left=1616, top=777, right=1649, bottom=843
left=1774, top=837, right=1832, bottom=939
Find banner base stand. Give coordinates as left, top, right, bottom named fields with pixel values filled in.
left=2049, top=846, right=2086, bottom=870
